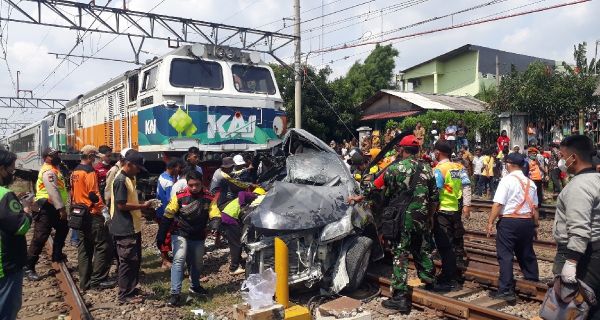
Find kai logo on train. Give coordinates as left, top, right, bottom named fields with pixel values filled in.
left=145, top=119, right=157, bottom=135
left=208, top=112, right=256, bottom=139
left=137, top=104, right=286, bottom=147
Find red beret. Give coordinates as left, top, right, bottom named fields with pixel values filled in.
left=398, top=135, right=420, bottom=147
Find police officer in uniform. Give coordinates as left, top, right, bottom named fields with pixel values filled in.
left=486, top=152, right=539, bottom=302
left=432, top=141, right=472, bottom=291
left=349, top=135, right=439, bottom=312
left=25, top=148, right=70, bottom=281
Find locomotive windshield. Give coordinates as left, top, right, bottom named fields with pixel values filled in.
left=232, top=65, right=276, bottom=94
left=57, top=113, right=66, bottom=128
left=169, top=59, right=223, bottom=89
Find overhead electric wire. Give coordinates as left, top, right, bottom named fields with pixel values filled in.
left=274, top=0, right=376, bottom=33
left=230, top=0, right=429, bottom=53
left=39, top=0, right=167, bottom=98
left=302, top=0, right=428, bottom=35
left=219, top=0, right=263, bottom=23
left=310, top=0, right=590, bottom=54
left=252, top=0, right=351, bottom=30
left=32, top=0, right=114, bottom=94
left=0, top=0, right=18, bottom=92
left=302, top=0, right=507, bottom=52
left=270, top=53, right=356, bottom=139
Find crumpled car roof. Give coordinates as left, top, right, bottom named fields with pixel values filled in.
left=246, top=181, right=350, bottom=230
left=246, top=128, right=355, bottom=231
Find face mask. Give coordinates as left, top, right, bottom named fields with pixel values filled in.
left=529, top=155, right=536, bottom=160
left=558, top=154, right=574, bottom=173
left=51, top=157, right=61, bottom=166
left=1, top=169, right=14, bottom=186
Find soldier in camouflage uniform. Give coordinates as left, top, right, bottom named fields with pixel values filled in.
left=349, top=135, right=439, bottom=312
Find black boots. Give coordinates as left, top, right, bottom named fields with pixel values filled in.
left=490, top=289, right=517, bottom=304
left=24, top=268, right=40, bottom=281
left=168, top=294, right=181, bottom=307
left=382, top=293, right=411, bottom=312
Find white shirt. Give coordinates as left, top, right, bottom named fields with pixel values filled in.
left=170, top=178, right=188, bottom=198
left=472, top=156, right=484, bottom=175
left=493, top=170, right=538, bottom=216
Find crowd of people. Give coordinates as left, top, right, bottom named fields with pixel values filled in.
left=345, top=132, right=600, bottom=318
left=0, top=144, right=266, bottom=319
left=1, top=126, right=600, bottom=319
left=330, top=118, right=600, bottom=207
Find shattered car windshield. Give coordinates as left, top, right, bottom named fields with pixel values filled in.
left=284, top=151, right=349, bottom=186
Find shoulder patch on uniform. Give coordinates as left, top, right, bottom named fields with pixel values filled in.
left=9, top=199, right=22, bottom=213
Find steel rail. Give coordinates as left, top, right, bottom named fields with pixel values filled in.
left=45, top=237, right=92, bottom=320
left=464, top=230, right=557, bottom=250
left=471, top=199, right=556, bottom=216
left=367, top=272, right=524, bottom=320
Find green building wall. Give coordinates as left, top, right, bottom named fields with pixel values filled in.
left=403, top=51, right=481, bottom=96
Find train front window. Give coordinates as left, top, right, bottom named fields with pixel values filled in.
left=142, top=67, right=158, bottom=91
left=57, top=114, right=66, bottom=128
left=169, top=59, right=223, bottom=89
left=231, top=65, right=276, bottom=95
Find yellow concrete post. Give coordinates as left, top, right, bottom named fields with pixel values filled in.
left=274, top=237, right=289, bottom=309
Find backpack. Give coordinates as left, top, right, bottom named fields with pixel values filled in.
left=380, top=163, right=423, bottom=241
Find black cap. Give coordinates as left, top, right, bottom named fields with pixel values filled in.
left=505, top=153, right=526, bottom=166
left=348, top=151, right=366, bottom=165
left=42, top=147, right=60, bottom=158
left=434, top=141, right=452, bottom=155
left=221, top=157, right=235, bottom=168
left=124, top=151, right=148, bottom=173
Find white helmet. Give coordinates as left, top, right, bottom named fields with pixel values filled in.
left=120, top=147, right=133, bottom=158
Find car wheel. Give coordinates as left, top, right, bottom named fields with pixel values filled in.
left=345, top=236, right=373, bottom=291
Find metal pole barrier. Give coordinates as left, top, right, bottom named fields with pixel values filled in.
left=274, top=237, right=289, bottom=309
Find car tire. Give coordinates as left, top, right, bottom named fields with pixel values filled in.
left=345, top=236, right=373, bottom=291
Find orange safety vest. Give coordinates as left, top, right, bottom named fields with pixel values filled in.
left=529, top=159, right=542, bottom=181
left=502, top=175, right=536, bottom=219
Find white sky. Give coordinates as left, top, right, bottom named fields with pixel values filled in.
left=0, top=0, right=598, bottom=127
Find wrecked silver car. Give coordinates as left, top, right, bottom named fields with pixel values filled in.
left=243, top=129, right=383, bottom=293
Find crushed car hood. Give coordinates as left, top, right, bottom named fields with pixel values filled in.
left=247, top=181, right=350, bottom=231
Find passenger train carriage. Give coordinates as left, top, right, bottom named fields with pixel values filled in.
left=1, top=112, right=67, bottom=171
left=3, top=43, right=287, bottom=175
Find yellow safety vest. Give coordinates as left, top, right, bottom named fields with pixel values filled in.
left=35, top=163, right=69, bottom=208
left=436, top=161, right=464, bottom=212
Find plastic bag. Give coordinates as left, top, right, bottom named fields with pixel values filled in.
left=241, top=268, right=276, bottom=310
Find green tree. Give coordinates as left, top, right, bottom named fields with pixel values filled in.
left=386, top=110, right=497, bottom=148
left=343, top=44, right=399, bottom=106
left=492, top=42, right=600, bottom=122
left=271, top=44, right=399, bottom=142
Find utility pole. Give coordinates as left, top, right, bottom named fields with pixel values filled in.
left=594, top=40, right=599, bottom=75
left=294, top=0, right=302, bottom=129
left=495, top=55, right=500, bottom=86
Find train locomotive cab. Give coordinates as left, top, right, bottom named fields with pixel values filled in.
left=136, top=44, right=287, bottom=158
left=64, top=43, right=287, bottom=177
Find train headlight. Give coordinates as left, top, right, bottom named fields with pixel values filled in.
left=226, top=48, right=235, bottom=60
left=163, top=100, right=177, bottom=107
left=190, top=44, right=206, bottom=58
left=216, top=47, right=226, bottom=59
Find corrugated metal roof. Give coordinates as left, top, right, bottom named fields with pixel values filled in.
left=380, top=90, right=487, bottom=112
left=361, top=110, right=420, bottom=121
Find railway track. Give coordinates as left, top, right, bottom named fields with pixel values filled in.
left=471, top=199, right=556, bottom=217
left=19, top=237, right=92, bottom=320
left=368, top=259, right=547, bottom=319
left=364, top=226, right=555, bottom=318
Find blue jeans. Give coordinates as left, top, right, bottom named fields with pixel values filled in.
left=0, top=270, right=24, bottom=320
left=171, top=235, right=205, bottom=295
